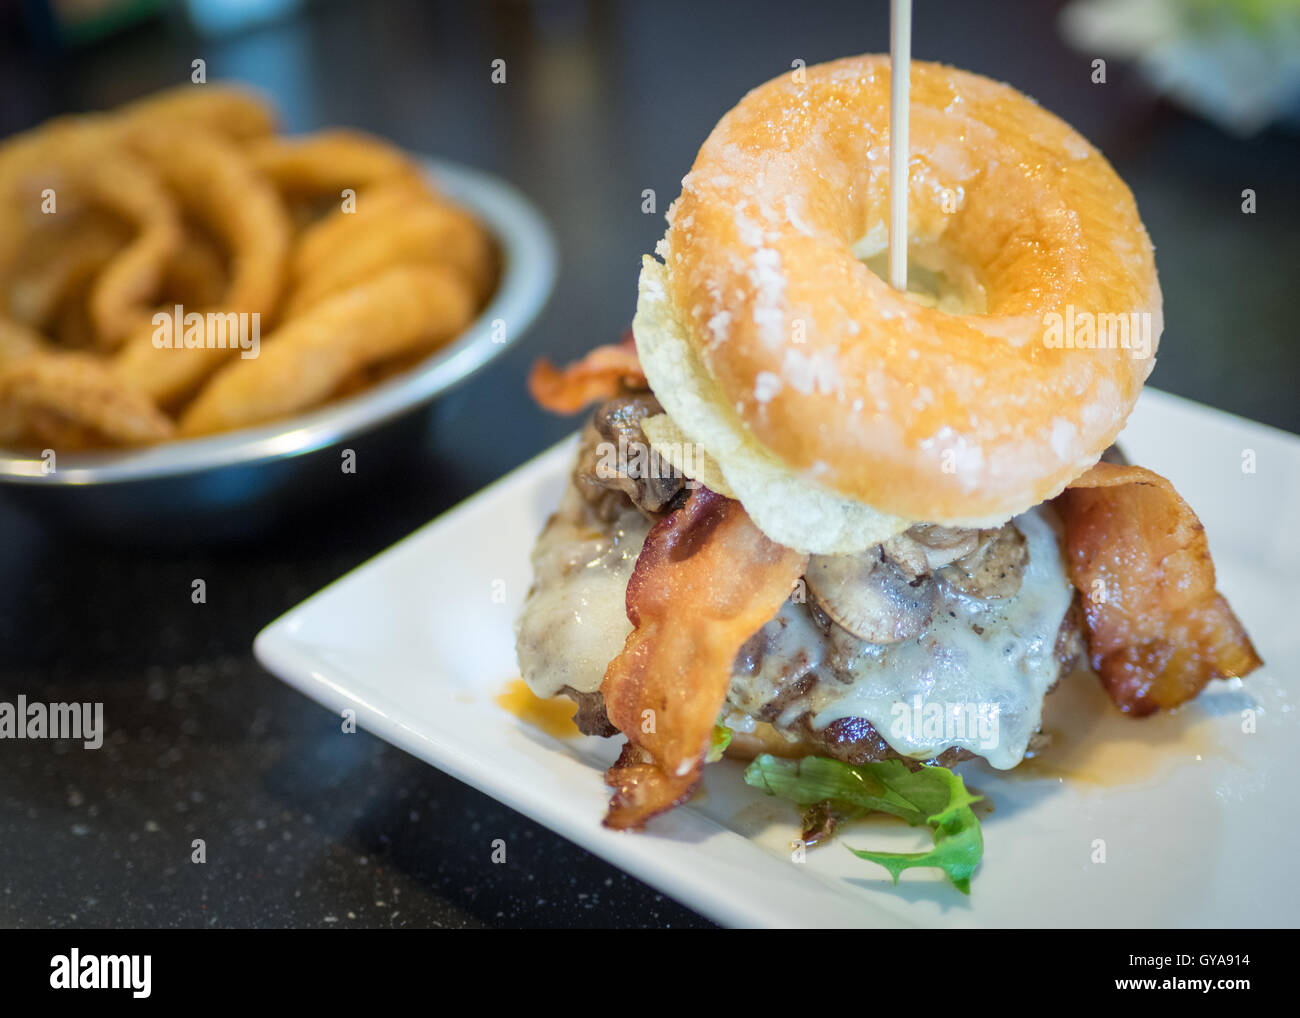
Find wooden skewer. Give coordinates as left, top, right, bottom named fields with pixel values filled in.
left=889, top=0, right=912, bottom=292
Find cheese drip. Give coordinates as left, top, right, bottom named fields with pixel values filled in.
left=516, top=479, right=1074, bottom=768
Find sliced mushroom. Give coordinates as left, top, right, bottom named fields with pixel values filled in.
left=804, top=549, right=937, bottom=644
left=906, top=524, right=981, bottom=564
left=937, top=524, right=1028, bottom=601
left=884, top=524, right=981, bottom=578
left=572, top=394, right=686, bottom=519
left=878, top=535, right=929, bottom=579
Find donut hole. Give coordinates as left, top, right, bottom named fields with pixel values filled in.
left=854, top=231, right=988, bottom=315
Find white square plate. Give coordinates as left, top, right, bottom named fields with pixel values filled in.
left=255, top=389, right=1299, bottom=928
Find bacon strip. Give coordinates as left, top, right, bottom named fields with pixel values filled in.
left=1056, top=462, right=1261, bottom=715
left=527, top=336, right=645, bottom=414
left=600, top=487, right=807, bottom=829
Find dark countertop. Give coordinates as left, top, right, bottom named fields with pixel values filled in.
left=1, top=0, right=1296, bottom=929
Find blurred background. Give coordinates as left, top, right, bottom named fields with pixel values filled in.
left=1, top=0, right=1297, bottom=928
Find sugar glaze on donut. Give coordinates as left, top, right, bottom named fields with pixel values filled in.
left=634, top=54, right=1161, bottom=543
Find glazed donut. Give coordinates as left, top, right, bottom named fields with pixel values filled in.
left=635, top=55, right=1161, bottom=532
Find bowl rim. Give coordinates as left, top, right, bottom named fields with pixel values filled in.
left=0, top=155, right=557, bottom=486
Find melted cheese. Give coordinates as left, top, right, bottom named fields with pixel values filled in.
left=729, top=506, right=1074, bottom=768
left=517, top=480, right=1075, bottom=769
left=515, top=486, right=650, bottom=698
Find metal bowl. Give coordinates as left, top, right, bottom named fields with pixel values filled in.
left=0, top=157, right=557, bottom=542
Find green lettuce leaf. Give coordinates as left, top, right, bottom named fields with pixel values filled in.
left=743, top=754, right=984, bottom=894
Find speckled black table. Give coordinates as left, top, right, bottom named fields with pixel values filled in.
left=1, top=0, right=1296, bottom=928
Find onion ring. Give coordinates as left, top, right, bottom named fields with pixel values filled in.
left=283, top=199, right=491, bottom=316
left=177, top=264, right=474, bottom=436
left=112, top=124, right=292, bottom=404
left=116, top=84, right=277, bottom=143
left=0, top=318, right=47, bottom=363
left=291, top=176, right=439, bottom=282
left=6, top=210, right=126, bottom=332
left=0, top=124, right=184, bottom=350
left=0, top=351, right=173, bottom=450
left=246, top=129, right=420, bottom=196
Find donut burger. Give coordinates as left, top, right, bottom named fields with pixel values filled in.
left=517, top=56, right=1260, bottom=839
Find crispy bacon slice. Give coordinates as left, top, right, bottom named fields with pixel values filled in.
left=1056, top=462, right=1261, bottom=715
left=527, top=335, right=645, bottom=414
left=600, top=487, right=807, bottom=829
